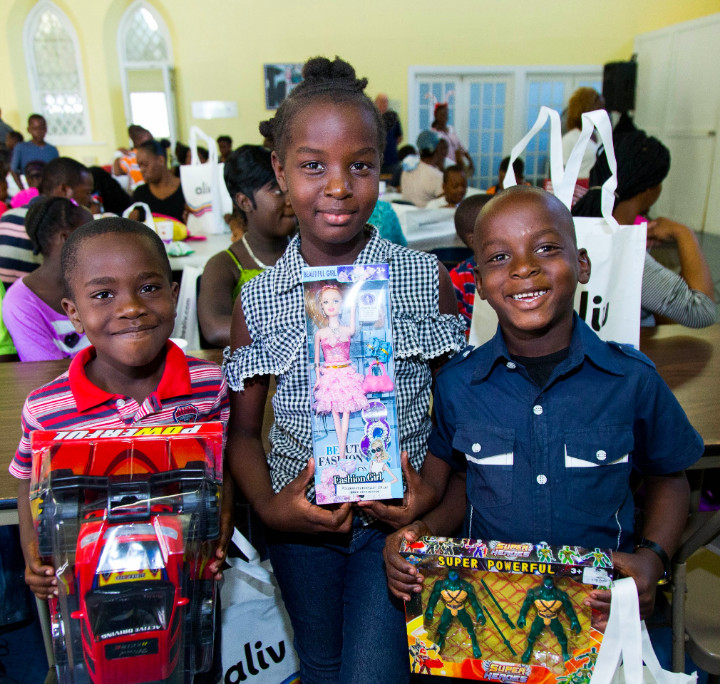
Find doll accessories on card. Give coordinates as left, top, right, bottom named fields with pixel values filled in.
left=362, top=361, right=395, bottom=393
left=366, top=337, right=392, bottom=363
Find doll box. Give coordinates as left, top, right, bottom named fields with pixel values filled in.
left=400, top=536, right=613, bottom=682
left=30, top=423, right=224, bottom=684
left=303, top=264, right=403, bottom=504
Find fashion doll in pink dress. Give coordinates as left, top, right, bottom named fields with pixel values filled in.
left=312, top=285, right=368, bottom=460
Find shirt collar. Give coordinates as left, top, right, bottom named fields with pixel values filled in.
left=274, top=226, right=389, bottom=295
left=69, top=341, right=192, bottom=412
left=471, top=313, right=626, bottom=384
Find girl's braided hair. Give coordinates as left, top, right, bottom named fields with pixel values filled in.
left=25, top=196, right=91, bottom=256
left=259, top=56, right=385, bottom=161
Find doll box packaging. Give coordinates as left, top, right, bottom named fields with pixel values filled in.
left=303, top=264, right=403, bottom=504
left=30, top=422, right=224, bottom=684
left=400, top=536, right=613, bottom=682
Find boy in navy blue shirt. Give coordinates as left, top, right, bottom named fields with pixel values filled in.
left=381, top=186, right=703, bottom=626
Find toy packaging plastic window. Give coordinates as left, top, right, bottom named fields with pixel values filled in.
left=29, top=422, right=224, bottom=684
left=303, top=264, right=403, bottom=504
left=400, top=536, right=613, bottom=682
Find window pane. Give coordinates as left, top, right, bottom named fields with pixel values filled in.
left=123, top=7, right=168, bottom=62
left=31, top=9, right=87, bottom=138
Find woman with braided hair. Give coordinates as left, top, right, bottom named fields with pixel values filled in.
left=573, top=129, right=715, bottom=327
left=2, top=196, right=93, bottom=360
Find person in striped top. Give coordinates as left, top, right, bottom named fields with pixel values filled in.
left=11, top=218, right=229, bottom=603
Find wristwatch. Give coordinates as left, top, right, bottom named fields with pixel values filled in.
left=635, top=537, right=671, bottom=585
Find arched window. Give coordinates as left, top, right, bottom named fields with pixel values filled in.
left=23, top=1, right=91, bottom=143
left=118, top=2, right=177, bottom=142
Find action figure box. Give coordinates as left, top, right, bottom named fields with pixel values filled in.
left=303, top=264, right=403, bottom=504
left=400, top=536, right=614, bottom=682
left=29, top=422, right=224, bottom=684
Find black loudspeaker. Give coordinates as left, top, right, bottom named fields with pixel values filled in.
left=603, top=61, right=637, bottom=112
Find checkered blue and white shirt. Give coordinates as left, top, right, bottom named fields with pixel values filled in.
left=224, top=227, right=466, bottom=503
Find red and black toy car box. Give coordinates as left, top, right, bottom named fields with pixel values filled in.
left=400, top=536, right=614, bottom=682
left=30, top=422, right=224, bottom=684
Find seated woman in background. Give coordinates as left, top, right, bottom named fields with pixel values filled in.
left=573, top=129, right=716, bottom=328
left=133, top=140, right=187, bottom=223
left=197, top=145, right=295, bottom=347
left=400, top=131, right=445, bottom=207
left=2, top=197, right=93, bottom=360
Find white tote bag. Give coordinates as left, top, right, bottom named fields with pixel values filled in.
left=469, top=107, right=646, bottom=349
left=221, top=529, right=300, bottom=684
left=591, top=577, right=696, bottom=684
left=172, top=265, right=201, bottom=351
left=181, top=126, right=231, bottom=235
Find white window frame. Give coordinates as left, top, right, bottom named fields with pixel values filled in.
left=23, top=0, right=92, bottom=145
left=117, top=1, right=177, bottom=144
left=408, top=65, right=602, bottom=182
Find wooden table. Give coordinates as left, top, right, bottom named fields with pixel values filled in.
left=1, top=325, right=719, bottom=519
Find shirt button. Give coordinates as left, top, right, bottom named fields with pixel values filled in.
left=472, top=443, right=481, bottom=453
left=116, top=399, right=126, bottom=408
left=596, top=450, right=607, bottom=461
left=537, top=474, right=548, bottom=485
left=533, top=405, right=543, bottom=415
left=506, top=361, right=517, bottom=369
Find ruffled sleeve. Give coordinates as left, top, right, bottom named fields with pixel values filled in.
left=393, top=311, right=467, bottom=360
left=222, top=266, right=307, bottom=391
left=223, top=323, right=305, bottom=391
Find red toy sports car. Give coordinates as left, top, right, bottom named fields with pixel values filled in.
left=31, top=423, right=223, bottom=684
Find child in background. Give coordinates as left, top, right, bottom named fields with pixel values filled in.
left=113, top=124, right=153, bottom=192
left=3, top=197, right=92, bottom=361
left=10, top=115, right=59, bottom=190
left=448, top=193, right=493, bottom=330
left=10, top=160, right=45, bottom=208
left=425, top=165, right=468, bottom=209
left=383, top=186, right=703, bottom=630
left=486, top=155, right=528, bottom=194
left=224, top=56, right=466, bottom=683
left=198, top=145, right=295, bottom=347
left=217, top=135, right=233, bottom=163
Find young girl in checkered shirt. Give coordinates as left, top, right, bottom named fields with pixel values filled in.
left=224, top=56, right=465, bottom=683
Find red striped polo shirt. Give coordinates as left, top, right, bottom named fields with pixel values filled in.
left=11, top=342, right=229, bottom=479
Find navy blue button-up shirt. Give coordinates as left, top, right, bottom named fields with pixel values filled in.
left=428, top=315, right=703, bottom=552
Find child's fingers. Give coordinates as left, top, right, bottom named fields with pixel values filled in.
left=584, top=588, right=611, bottom=612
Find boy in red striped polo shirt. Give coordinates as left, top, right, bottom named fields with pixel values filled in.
left=11, top=218, right=230, bottom=602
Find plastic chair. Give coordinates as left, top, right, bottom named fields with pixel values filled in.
left=671, top=508, right=720, bottom=680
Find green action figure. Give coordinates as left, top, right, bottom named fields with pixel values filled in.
left=517, top=575, right=581, bottom=663
left=425, top=569, right=486, bottom=659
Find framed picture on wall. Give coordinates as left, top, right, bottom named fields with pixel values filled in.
left=264, top=63, right=303, bottom=110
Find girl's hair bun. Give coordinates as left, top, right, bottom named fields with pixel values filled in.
left=302, top=56, right=367, bottom=92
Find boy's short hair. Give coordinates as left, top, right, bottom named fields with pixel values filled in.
left=7, top=130, right=23, bottom=145
left=454, top=193, right=492, bottom=247
left=61, top=217, right=172, bottom=296
left=217, top=135, right=232, bottom=145
left=39, top=157, right=89, bottom=196
left=478, top=186, right=577, bottom=246
left=28, top=113, right=46, bottom=125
